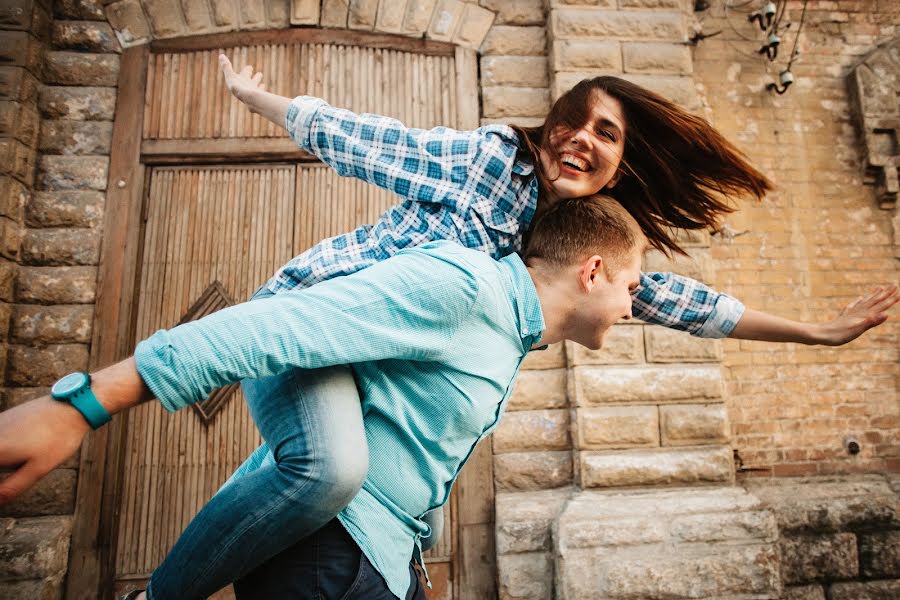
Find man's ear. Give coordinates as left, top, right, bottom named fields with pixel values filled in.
left=579, top=255, right=604, bottom=293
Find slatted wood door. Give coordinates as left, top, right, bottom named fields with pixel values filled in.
left=109, top=34, right=479, bottom=599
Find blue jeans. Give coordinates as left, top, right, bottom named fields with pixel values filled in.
left=146, top=288, right=443, bottom=599
left=233, top=519, right=427, bottom=600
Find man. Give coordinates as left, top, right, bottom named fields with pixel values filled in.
left=0, top=196, right=895, bottom=599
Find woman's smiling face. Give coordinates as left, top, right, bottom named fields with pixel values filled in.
left=540, top=90, right=627, bottom=202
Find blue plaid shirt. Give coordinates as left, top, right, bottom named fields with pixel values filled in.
left=266, top=96, right=744, bottom=337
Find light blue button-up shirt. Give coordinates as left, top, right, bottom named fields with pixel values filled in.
left=134, top=241, right=544, bottom=598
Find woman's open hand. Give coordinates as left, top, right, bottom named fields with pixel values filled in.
left=220, top=54, right=267, bottom=110
left=817, top=285, right=899, bottom=346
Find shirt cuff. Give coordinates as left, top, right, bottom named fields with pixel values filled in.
left=134, top=331, right=198, bottom=413
left=285, top=96, right=328, bottom=151
left=694, top=293, right=746, bottom=339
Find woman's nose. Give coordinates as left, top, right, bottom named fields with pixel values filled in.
left=568, top=126, right=593, bottom=148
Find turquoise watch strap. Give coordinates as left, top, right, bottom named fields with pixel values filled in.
left=70, top=386, right=111, bottom=430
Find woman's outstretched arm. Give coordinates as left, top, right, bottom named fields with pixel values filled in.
left=220, top=54, right=292, bottom=128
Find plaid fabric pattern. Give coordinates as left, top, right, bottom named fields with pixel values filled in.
left=267, top=97, right=744, bottom=338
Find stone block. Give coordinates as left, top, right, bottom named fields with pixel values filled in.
left=0, top=579, right=64, bottom=600
left=21, top=228, right=101, bottom=266
left=744, top=475, right=900, bottom=534
left=522, top=342, right=565, bottom=370
left=494, top=451, right=572, bottom=492
left=0, top=31, right=42, bottom=74
left=0, top=67, right=40, bottom=105
left=266, top=0, right=290, bottom=27
left=0, top=468, right=77, bottom=517
left=579, top=445, right=733, bottom=487
left=7, top=343, right=89, bottom=385
left=645, top=327, right=722, bottom=363
left=453, top=3, right=494, bottom=50
left=493, top=409, right=569, bottom=453
left=859, top=530, right=900, bottom=578
left=37, top=155, right=109, bottom=190
left=26, top=190, right=103, bottom=228
left=52, top=20, right=121, bottom=53
left=0, top=301, right=10, bottom=340
left=39, top=86, right=116, bottom=121
left=2, top=387, right=51, bottom=411
left=482, top=86, right=550, bottom=118
left=54, top=0, right=104, bottom=20
left=291, top=0, right=320, bottom=25
left=105, top=0, right=153, bottom=46
left=142, top=0, right=186, bottom=37
left=552, top=40, right=621, bottom=72
left=39, top=120, right=113, bottom=155
left=566, top=325, right=643, bottom=365
left=570, top=364, right=724, bottom=406
left=401, top=0, right=436, bottom=35
left=497, top=552, right=552, bottom=600
left=780, top=533, right=858, bottom=584
left=0, top=258, right=15, bottom=302
left=496, top=487, right=571, bottom=554
left=828, top=580, right=900, bottom=600
left=643, top=247, right=712, bottom=281
left=0, top=138, right=36, bottom=185
left=0, top=177, right=26, bottom=222
left=481, top=56, right=548, bottom=87
left=43, top=51, right=120, bottom=86
left=320, top=0, right=349, bottom=28
left=0, top=0, right=39, bottom=31
left=551, top=8, right=685, bottom=41
left=10, top=304, right=93, bottom=343
left=618, top=0, right=682, bottom=9
left=480, top=0, right=546, bottom=26
left=15, top=266, right=97, bottom=304
left=0, top=217, right=22, bottom=260
left=0, top=101, right=40, bottom=147
left=508, top=368, right=567, bottom=411
left=347, top=0, right=377, bottom=30
left=660, top=403, right=729, bottom=446
left=428, top=0, right=464, bottom=42
left=785, top=586, right=826, bottom=600
left=0, top=515, right=73, bottom=580
left=209, top=0, right=239, bottom=28
left=623, top=42, right=692, bottom=75
left=178, top=0, right=214, bottom=32
left=480, top=26, right=546, bottom=56
left=574, top=405, right=658, bottom=449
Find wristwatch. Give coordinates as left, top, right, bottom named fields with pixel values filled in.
left=51, top=372, right=111, bottom=430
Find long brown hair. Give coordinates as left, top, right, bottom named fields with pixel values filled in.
left=512, top=76, right=773, bottom=256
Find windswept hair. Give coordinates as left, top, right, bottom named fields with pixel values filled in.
left=512, top=76, right=773, bottom=256
left=523, top=195, right=647, bottom=274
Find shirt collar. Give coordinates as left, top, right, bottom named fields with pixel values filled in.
left=498, top=253, right=545, bottom=349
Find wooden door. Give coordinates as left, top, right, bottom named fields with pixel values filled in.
left=102, top=32, right=487, bottom=600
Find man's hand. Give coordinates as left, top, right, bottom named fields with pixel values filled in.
left=816, top=285, right=899, bottom=346
left=0, top=396, right=90, bottom=505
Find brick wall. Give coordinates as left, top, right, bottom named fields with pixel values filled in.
left=693, top=0, right=899, bottom=477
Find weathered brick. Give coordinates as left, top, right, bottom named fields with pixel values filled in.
left=552, top=40, right=621, bottom=72
left=481, top=26, right=546, bottom=56
left=645, top=327, right=722, bottom=363
left=0, top=101, right=40, bottom=147
left=784, top=586, right=826, bottom=600
left=554, top=71, right=700, bottom=108
left=0, top=0, right=40, bottom=30
left=39, top=86, right=116, bottom=121
left=52, top=20, right=121, bottom=53
left=21, top=227, right=101, bottom=266
left=37, top=155, right=109, bottom=190
left=8, top=344, right=89, bottom=385
left=0, top=258, right=15, bottom=302
left=26, top=190, right=103, bottom=228
left=0, top=301, right=11, bottom=341
left=43, top=51, right=120, bottom=86
left=482, top=86, right=550, bottom=118
left=552, top=9, right=685, bottom=41
left=0, top=31, right=43, bottom=74
left=266, top=0, right=291, bottom=27
left=320, top=0, right=349, bottom=28
left=494, top=451, right=572, bottom=491
left=54, top=0, right=104, bottom=20
left=571, top=364, right=724, bottom=406
left=0, top=216, right=22, bottom=260
left=39, top=120, right=113, bottom=155
left=142, top=0, right=187, bottom=37
left=207, top=0, right=238, bottom=27
left=859, top=530, right=900, bottom=578
left=493, top=409, right=569, bottom=452
left=522, top=342, right=565, bottom=370
left=660, top=403, right=729, bottom=446
left=0, top=515, right=73, bottom=580
left=10, top=304, right=93, bottom=343
left=497, top=552, right=553, bottom=600
left=0, top=578, right=64, bottom=600
left=480, top=0, right=546, bottom=26
left=0, top=67, right=40, bottom=105
left=481, top=56, right=548, bottom=88
left=347, top=0, right=377, bottom=30
left=0, top=176, right=27, bottom=222
left=579, top=445, right=733, bottom=487
left=0, top=468, right=77, bottom=517
left=15, top=266, right=97, bottom=304
left=400, top=0, right=435, bottom=35
left=643, top=247, right=712, bottom=281
left=104, top=0, right=153, bottom=46
left=453, top=3, right=495, bottom=50
left=622, top=42, right=692, bottom=75
left=828, top=580, right=900, bottom=600
left=291, top=0, right=321, bottom=26
left=780, top=533, right=858, bottom=584
left=0, top=138, right=36, bottom=185
left=427, top=0, right=465, bottom=41
left=1, top=386, right=50, bottom=411
left=575, top=405, right=659, bottom=449
left=618, top=0, right=681, bottom=7
left=566, top=325, right=643, bottom=365
left=508, top=368, right=567, bottom=411
left=496, top=488, right=571, bottom=554
left=178, top=0, right=214, bottom=32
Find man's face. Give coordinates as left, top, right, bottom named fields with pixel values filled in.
left=580, top=251, right=642, bottom=350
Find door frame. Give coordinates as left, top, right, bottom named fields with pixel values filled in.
left=66, top=28, right=493, bottom=600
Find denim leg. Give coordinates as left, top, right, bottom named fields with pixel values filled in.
left=147, top=364, right=368, bottom=600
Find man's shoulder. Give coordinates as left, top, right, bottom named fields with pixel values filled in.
left=399, top=240, right=499, bottom=273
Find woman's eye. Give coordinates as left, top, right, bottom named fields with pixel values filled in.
left=600, top=130, right=616, bottom=141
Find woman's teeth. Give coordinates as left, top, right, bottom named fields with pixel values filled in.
left=561, top=154, right=589, bottom=172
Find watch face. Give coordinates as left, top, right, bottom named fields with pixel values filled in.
left=52, top=372, right=89, bottom=397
